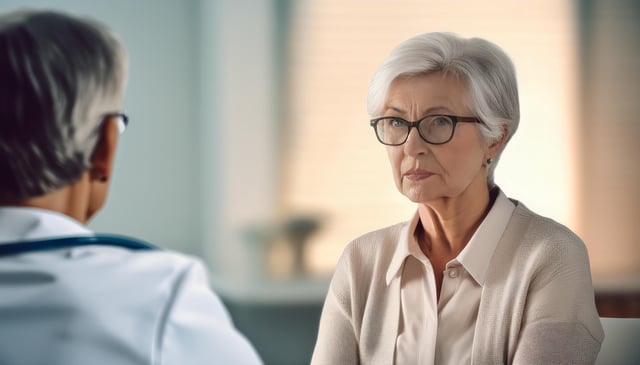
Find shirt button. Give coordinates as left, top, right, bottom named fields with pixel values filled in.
left=448, top=268, right=459, bottom=278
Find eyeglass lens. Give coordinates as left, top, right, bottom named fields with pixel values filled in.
left=375, top=116, right=454, bottom=145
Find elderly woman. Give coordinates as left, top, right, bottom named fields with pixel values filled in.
left=311, top=32, right=603, bottom=364
left=0, top=10, right=261, bottom=365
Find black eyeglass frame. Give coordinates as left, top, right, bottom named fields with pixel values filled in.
left=102, top=112, right=129, bottom=134
left=369, top=114, right=485, bottom=146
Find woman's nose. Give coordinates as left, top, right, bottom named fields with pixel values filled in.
left=403, top=127, right=428, bottom=156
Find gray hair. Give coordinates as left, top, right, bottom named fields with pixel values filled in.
left=367, top=32, right=519, bottom=187
left=0, top=9, right=128, bottom=200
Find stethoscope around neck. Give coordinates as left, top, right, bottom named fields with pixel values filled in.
left=0, top=235, right=157, bottom=257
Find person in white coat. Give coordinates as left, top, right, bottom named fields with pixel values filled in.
left=0, top=9, right=262, bottom=365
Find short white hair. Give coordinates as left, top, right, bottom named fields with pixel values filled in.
left=367, top=32, right=519, bottom=187
left=0, top=10, right=128, bottom=199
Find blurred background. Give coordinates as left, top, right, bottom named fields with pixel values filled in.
left=2, top=0, right=639, bottom=364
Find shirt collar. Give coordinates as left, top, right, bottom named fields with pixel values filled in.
left=0, top=206, right=93, bottom=244
left=386, top=211, right=422, bottom=285
left=457, top=189, right=515, bottom=285
left=385, top=189, right=515, bottom=286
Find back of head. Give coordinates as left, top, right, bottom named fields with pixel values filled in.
left=367, top=32, right=520, bottom=187
left=0, top=9, right=127, bottom=201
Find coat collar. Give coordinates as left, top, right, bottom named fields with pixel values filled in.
left=0, top=206, right=92, bottom=244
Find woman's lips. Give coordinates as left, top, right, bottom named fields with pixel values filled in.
left=403, top=169, right=434, bottom=181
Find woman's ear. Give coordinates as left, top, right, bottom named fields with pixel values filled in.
left=486, top=125, right=507, bottom=160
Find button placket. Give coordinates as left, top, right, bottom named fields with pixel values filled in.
left=438, top=265, right=461, bottom=310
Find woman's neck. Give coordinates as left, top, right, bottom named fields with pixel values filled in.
left=416, top=181, right=494, bottom=258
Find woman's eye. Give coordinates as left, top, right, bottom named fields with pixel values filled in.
left=390, top=118, right=404, bottom=127
left=433, top=117, right=451, bottom=126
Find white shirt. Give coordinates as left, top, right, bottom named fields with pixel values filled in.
left=388, top=191, right=515, bottom=365
left=0, top=206, right=262, bottom=365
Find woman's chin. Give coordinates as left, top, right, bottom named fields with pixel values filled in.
left=401, top=186, right=437, bottom=204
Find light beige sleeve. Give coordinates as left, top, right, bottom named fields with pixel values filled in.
left=512, top=236, right=604, bottom=364
left=311, top=246, right=360, bottom=365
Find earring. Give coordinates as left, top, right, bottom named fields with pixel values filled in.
left=486, top=158, right=493, bottom=165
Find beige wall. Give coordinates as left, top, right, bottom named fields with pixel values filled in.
left=283, top=0, right=580, bottom=275
left=578, top=0, right=640, bottom=278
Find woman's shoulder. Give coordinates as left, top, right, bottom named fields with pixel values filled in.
left=332, top=220, right=409, bottom=280
left=343, top=221, right=407, bottom=258
left=326, top=221, right=409, bottom=307
left=509, top=201, right=589, bottom=262
left=484, top=200, right=596, bottom=300
left=513, top=202, right=584, bottom=244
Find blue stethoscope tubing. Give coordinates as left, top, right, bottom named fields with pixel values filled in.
left=0, top=235, right=157, bottom=257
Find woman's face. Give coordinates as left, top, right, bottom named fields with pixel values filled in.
left=383, top=72, right=494, bottom=204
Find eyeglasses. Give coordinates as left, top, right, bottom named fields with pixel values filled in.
left=102, top=113, right=129, bottom=134
left=370, top=114, right=484, bottom=146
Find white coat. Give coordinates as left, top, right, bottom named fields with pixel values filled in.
left=0, top=206, right=262, bottom=365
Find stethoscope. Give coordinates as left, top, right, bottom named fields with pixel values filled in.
left=0, top=235, right=157, bottom=257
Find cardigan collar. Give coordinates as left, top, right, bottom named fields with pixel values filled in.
left=385, top=188, right=515, bottom=286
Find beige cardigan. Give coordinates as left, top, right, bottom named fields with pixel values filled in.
left=311, top=202, right=604, bottom=364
